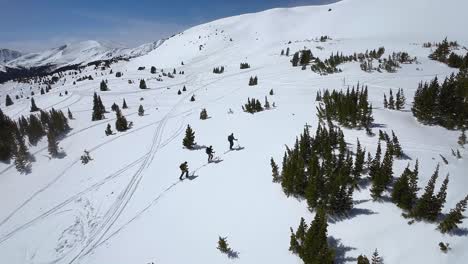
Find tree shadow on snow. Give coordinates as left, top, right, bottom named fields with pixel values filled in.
left=227, top=249, right=240, bottom=259
left=328, top=208, right=378, bottom=224
left=231, top=146, right=245, bottom=151
left=448, top=228, right=468, bottom=237
left=327, top=237, right=357, bottom=263
left=370, top=123, right=387, bottom=129
left=209, top=159, right=223, bottom=164
left=190, top=144, right=207, bottom=150
left=396, top=152, right=412, bottom=161
left=56, top=151, right=67, bottom=159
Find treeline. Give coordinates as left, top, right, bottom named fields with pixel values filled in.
left=316, top=85, right=374, bottom=132
left=412, top=71, right=468, bottom=129
left=428, top=38, right=468, bottom=69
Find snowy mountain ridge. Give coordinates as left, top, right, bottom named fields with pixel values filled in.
left=5, top=39, right=165, bottom=70
left=0, top=49, right=22, bottom=64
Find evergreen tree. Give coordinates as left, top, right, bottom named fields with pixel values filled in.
left=30, top=97, right=39, bottom=112
left=392, top=165, right=416, bottom=211
left=26, top=114, right=45, bottom=145
left=151, top=66, right=156, bottom=74
left=14, top=131, right=31, bottom=174
left=391, top=130, right=403, bottom=158
left=40, top=88, right=45, bottom=95
left=271, top=157, right=281, bottom=183
left=100, top=80, right=109, bottom=91
left=413, top=165, right=442, bottom=221
left=286, top=47, right=290, bottom=56
left=67, top=108, right=73, bottom=119
left=0, top=109, right=16, bottom=161
left=371, top=249, right=382, bottom=264
left=200, top=108, right=208, bottom=120
left=353, top=138, right=365, bottom=185
left=183, top=125, right=196, bottom=149
left=369, top=141, right=382, bottom=180
left=139, top=79, right=147, bottom=89
left=122, top=99, right=128, bottom=109
left=190, top=95, right=196, bottom=102
left=302, top=207, right=335, bottom=264
left=217, top=236, right=231, bottom=254
left=292, top=52, right=300, bottom=67
left=47, top=128, right=59, bottom=157
left=92, top=93, right=105, bottom=121
left=111, top=102, right=119, bottom=112
left=383, top=94, right=388, bottom=108
left=458, top=129, right=467, bottom=147
left=270, top=89, right=274, bottom=96
left=5, top=94, right=13, bottom=106
left=438, top=195, right=468, bottom=233
left=357, top=255, right=370, bottom=264
left=396, top=88, right=406, bottom=110
left=182, top=86, right=187, bottom=92
left=388, top=89, right=395, bottom=109
left=178, top=90, right=182, bottom=95
left=264, top=96, right=270, bottom=109
left=105, top=123, right=113, bottom=136
left=115, top=109, right=128, bottom=132
left=138, top=104, right=144, bottom=116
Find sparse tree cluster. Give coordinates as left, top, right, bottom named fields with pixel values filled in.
left=429, top=38, right=468, bottom=69
left=248, top=76, right=258, bottom=86
left=240, top=63, right=250, bottom=69
left=213, top=66, right=225, bottom=74
left=316, top=85, right=374, bottom=132
left=242, top=98, right=264, bottom=114
left=383, top=88, right=405, bottom=110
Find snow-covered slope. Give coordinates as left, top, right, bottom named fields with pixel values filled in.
left=1, top=0, right=467, bottom=264
left=0, top=49, right=22, bottom=64
left=6, top=40, right=165, bottom=70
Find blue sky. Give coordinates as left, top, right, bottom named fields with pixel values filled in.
left=0, top=0, right=337, bottom=52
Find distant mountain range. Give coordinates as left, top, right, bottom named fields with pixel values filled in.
left=1, top=39, right=165, bottom=71
left=0, top=49, right=22, bottom=64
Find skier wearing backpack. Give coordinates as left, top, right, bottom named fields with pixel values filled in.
left=206, top=146, right=215, bottom=162
left=179, top=161, right=189, bottom=180
left=228, top=133, right=237, bottom=150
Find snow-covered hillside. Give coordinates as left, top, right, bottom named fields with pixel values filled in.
left=1, top=0, right=467, bottom=264
left=6, top=40, right=165, bottom=70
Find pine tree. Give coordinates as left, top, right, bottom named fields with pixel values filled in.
left=353, top=138, right=365, bottom=185
left=190, top=95, right=195, bottom=102
left=271, top=157, right=281, bottom=183
left=391, top=130, right=403, bottom=158
left=40, top=88, right=45, bottom=95
left=458, top=129, right=467, bottom=147
left=47, top=129, right=59, bottom=157
left=67, top=108, right=73, bottom=119
left=371, top=249, right=382, bottom=264
left=111, top=102, right=119, bottom=112
left=302, top=207, right=335, bottom=264
left=177, top=90, right=182, bottom=95
left=392, top=166, right=415, bottom=211
left=151, top=66, right=156, bottom=74
left=264, top=96, right=270, bottom=109
left=434, top=174, right=449, bottom=219
left=105, top=123, right=113, bottom=136
left=200, top=108, right=208, bottom=120
left=286, top=47, right=290, bottom=56
left=138, top=104, right=144, bottom=116
left=182, top=86, right=187, bottom=92
left=115, top=109, right=128, bottom=132
left=383, top=94, right=388, bottom=108
left=14, top=131, right=31, bottom=174
left=357, top=255, right=370, bottom=264
left=369, top=141, right=382, bottom=180
left=5, top=94, right=13, bottom=106
left=183, top=125, right=196, bottom=149
left=122, top=99, right=128, bottom=109
left=30, top=98, right=39, bottom=112
left=92, top=93, right=105, bottom=121
left=292, top=52, right=300, bottom=66
left=438, top=195, right=468, bottom=233
left=217, top=236, right=231, bottom=254
left=388, top=89, right=395, bottom=109
left=26, top=114, right=45, bottom=145
left=100, top=80, right=109, bottom=91
left=396, top=88, right=406, bottom=110
left=413, top=165, right=441, bottom=221
left=139, top=79, right=147, bottom=89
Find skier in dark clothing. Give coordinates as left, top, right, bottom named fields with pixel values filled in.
left=206, top=146, right=215, bottom=162
left=179, top=161, right=189, bottom=180
left=228, top=133, right=237, bottom=150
